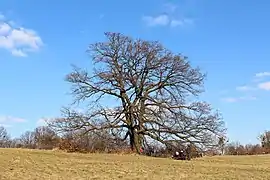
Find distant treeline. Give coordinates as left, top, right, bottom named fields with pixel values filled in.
left=1, top=125, right=270, bottom=157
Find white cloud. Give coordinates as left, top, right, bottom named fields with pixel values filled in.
left=222, top=96, right=257, bottom=103
left=222, top=97, right=238, bottom=103
left=255, top=72, right=270, bottom=78
left=143, top=14, right=192, bottom=28
left=0, top=116, right=26, bottom=123
left=258, top=82, right=270, bottom=91
left=142, top=14, right=170, bottom=26
left=142, top=2, right=193, bottom=28
left=240, top=96, right=257, bottom=101
left=0, top=23, right=10, bottom=35
left=11, top=49, right=27, bottom=57
left=236, top=85, right=256, bottom=91
left=170, top=19, right=183, bottom=27
left=0, top=124, right=12, bottom=128
left=36, top=118, right=46, bottom=126
left=170, top=18, right=193, bottom=27
left=0, top=14, right=43, bottom=57
left=36, top=117, right=55, bottom=126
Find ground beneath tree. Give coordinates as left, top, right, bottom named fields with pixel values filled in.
left=0, top=148, right=270, bottom=179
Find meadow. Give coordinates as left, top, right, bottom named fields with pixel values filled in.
left=0, top=148, right=270, bottom=180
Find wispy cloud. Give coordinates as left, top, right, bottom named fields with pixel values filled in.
left=258, top=81, right=270, bottom=91
left=0, top=115, right=27, bottom=127
left=222, top=96, right=257, bottom=103
left=143, top=14, right=192, bottom=28
left=255, top=72, right=270, bottom=78
left=11, top=49, right=27, bottom=57
left=0, top=124, right=12, bottom=128
left=241, top=96, right=257, bottom=101
left=171, top=18, right=193, bottom=27
left=222, top=97, right=238, bottom=103
left=36, top=117, right=57, bottom=126
left=236, top=85, right=256, bottom=91
left=223, top=72, right=270, bottom=102
left=142, top=14, right=170, bottom=27
left=36, top=118, right=47, bottom=126
left=0, top=13, right=43, bottom=57
left=142, top=3, right=193, bottom=28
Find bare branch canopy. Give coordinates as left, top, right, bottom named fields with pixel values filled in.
left=48, top=32, right=226, bottom=153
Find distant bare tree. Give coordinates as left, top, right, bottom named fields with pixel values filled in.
left=20, top=131, right=36, bottom=149
left=259, top=131, right=270, bottom=149
left=10, top=138, right=23, bottom=148
left=48, top=32, right=226, bottom=153
left=224, top=141, right=269, bottom=156
left=218, top=136, right=228, bottom=155
left=58, top=129, right=129, bottom=153
left=236, top=145, right=246, bottom=155
left=0, top=126, right=10, bottom=148
left=33, top=126, right=59, bottom=149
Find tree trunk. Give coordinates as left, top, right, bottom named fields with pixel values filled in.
left=129, top=129, right=142, bottom=153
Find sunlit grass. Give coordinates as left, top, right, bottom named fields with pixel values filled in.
left=0, top=148, right=269, bottom=179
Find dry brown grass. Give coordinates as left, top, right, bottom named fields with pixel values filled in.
left=1, top=148, right=270, bottom=180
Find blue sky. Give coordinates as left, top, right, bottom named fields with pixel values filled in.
left=0, top=0, right=270, bottom=144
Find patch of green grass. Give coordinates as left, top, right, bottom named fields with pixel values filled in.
left=0, top=148, right=270, bottom=179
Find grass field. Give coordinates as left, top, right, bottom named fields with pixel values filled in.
left=1, top=149, right=270, bottom=180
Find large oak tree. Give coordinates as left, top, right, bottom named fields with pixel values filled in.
left=49, top=32, right=226, bottom=153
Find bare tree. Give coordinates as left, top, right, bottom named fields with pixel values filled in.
left=33, top=126, right=59, bottom=149
left=259, top=130, right=270, bottom=149
left=218, top=136, right=228, bottom=155
left=20, top=131, right=36, bottom=149
left=10, top=138, right=23, bottom=148
left=0, top=126, right=10, bottom=148
left=48, top=32, right=226, bottom=153
left=58, top=129, right=129, bottom=153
